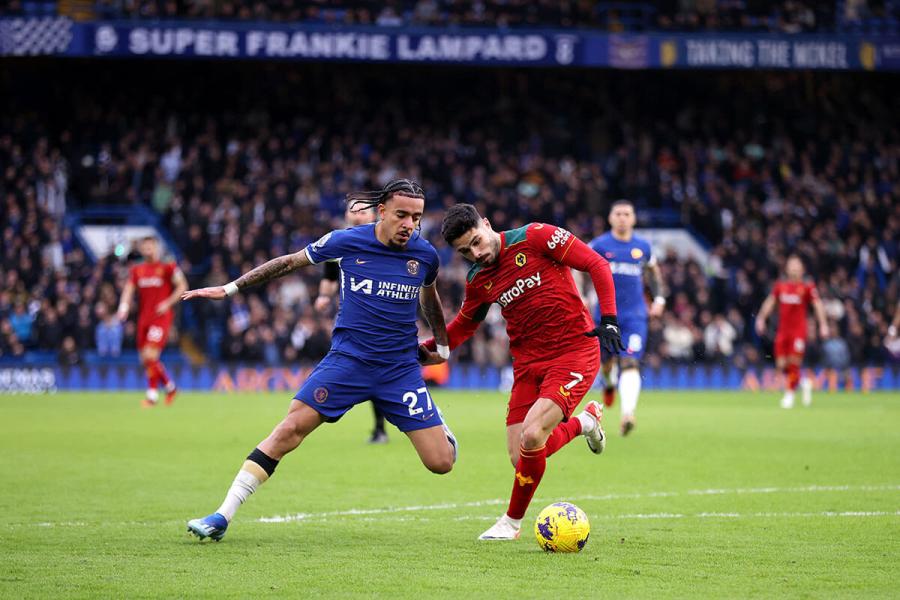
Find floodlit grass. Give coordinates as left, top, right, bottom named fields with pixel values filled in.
left=2, top=389, right=898, bottom=598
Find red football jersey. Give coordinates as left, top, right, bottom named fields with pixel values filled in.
left=773, top=279, right=818, bottom=338
left=446, top=223, right=615, bottom=365
left=130, top=262, right=177, bottom=320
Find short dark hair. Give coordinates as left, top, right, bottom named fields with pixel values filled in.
left=441, top=204, right=482, bottom=244
left=610, top=199, right=634, bottom=212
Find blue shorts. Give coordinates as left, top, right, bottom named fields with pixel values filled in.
left=294, top=351, right=445, bottom=433
left=601, top=316, right=647, bottom=361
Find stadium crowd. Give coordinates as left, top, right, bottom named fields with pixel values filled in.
left=3, top=1, right=896, bottom=34
left=84, top=0, right=871, bottom=33
left=1, top=62, right=898, bottom=368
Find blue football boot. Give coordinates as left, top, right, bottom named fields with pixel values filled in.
left=187, top=512, right=228, bottom=541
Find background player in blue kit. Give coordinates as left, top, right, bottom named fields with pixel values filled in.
left=589, top=200, right=666, bottom=436
left=181, top=179, right=456, bottom=541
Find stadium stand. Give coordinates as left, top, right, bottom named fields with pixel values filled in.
left=1, top=60, right=896, bottom=369
left=78, top=1, right=899, bottom=34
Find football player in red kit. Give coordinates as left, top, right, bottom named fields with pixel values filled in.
left=116, top=236, right=188, bottom=407
left=421, top=204, right=623, bottom=540
left=755, top=255, right=829, bottom=408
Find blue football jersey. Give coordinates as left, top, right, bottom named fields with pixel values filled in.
left=304, top=223, right=440, bottom=362
left=589, top=232, right=653, bottom=321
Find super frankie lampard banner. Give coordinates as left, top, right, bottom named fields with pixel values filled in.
left=1, top=17, right=897, bottom=71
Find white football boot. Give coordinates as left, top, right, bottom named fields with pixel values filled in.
left=800, top=378, right=813, bottom=407
left=478, top=514, right=522, bottom=540
left=780, top=391, right=795, bottom=409
left=579, top=401, right=606, bottom=454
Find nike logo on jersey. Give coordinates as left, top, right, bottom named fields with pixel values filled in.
left=356, top=258, right=367, bottom=264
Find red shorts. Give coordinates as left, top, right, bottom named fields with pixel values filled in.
left=137, top=315, right=173, bottom=351
left=506, top=343, right=600, bottom=426
left=774, top=332, right=805, bottom=360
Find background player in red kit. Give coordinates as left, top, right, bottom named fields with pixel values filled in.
left=755, top=255, right=829, bottom=409
left=423, top=204, right=623, bottom=541
left=116, top=236, right=188, bottom=407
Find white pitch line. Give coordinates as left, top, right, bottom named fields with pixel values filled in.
left=257, top=483, right=900, bottom=524
left=263, top=510, right=900, bottom=525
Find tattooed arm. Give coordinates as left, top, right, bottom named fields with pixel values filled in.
left=181, top=250, right=312, bottom=301
left=417, top=283, right=450, bottom=365
left=645, top=259, right=666, bottom=318
left=419, top=283, right=449, bottom=345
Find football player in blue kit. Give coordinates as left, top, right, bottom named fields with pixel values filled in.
left=589, top=200, right=666, bottom=436
left=182, top=179, right=456, bottom=541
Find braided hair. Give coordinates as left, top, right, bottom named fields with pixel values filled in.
left=346, top=178, right=426, bottom=213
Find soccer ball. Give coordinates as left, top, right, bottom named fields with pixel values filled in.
left=534, top=502, right=590, bottom=552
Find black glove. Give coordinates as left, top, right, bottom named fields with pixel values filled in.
left=585, top=315, right=626, bottom=354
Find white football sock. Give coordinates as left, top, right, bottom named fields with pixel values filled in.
left=619, top=368, right=641, bottom=418
left=604, top=362, right=619, bottom=390
left=216, top=469, right=263, bottom=522
left=576, top=411, right=595, bottom=434
left=503, top=514, right=522, bottom=529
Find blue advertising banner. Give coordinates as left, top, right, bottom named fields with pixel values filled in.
left=1, top=364, right=897, bottom=394
left=1, top=17, right=898, bottom=71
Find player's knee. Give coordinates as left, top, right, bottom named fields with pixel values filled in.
left=620, top=358, right=640, bottom=371
left=425, top=454, right=454, bottom=475
left=273, top=417, right=305, bottom=443
left=520, top=423, right=549, bottom=450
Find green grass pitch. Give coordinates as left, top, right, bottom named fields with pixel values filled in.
left=2, top=389, right=898, bottom=598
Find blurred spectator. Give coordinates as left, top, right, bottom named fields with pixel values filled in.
left=9, top=302, right=33, bottom=344
left=663, top=315, right=696, bottom=361
left=95, top=303, right=124, bottom=357
left=704, top=313, right=737, bottom=360
left=58, top=336, right=81, bottom=366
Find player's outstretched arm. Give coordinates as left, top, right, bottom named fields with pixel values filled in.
left=116, top=279, right=135, bottom=322
left=182, top=250, right=312, bottom=301
left=755, top=293, right=777, bottom=336
left=420, top=288, right=486, bottom=362
left=888, top=301, right=900, bottom=341
left=812, top=293, right=830, bottom=339
left=418, top=284, right=450, bottom=365
left=541, top=228, right=624, bottom=353
left=419, top=284, right=449, bottom=347
left=645, top=260, right=667, bottom=318
left=156, top=268, right=188, bottom=316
